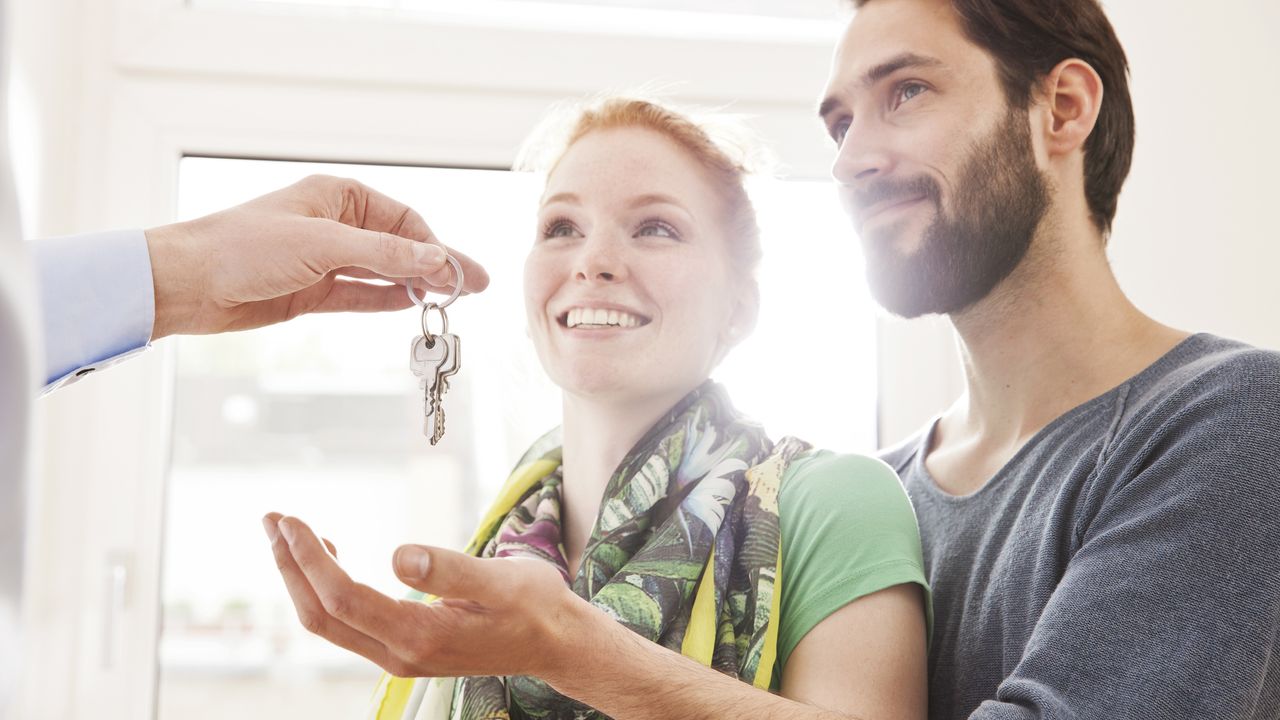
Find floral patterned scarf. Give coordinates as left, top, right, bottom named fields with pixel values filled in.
left=369, top=382, right=810, bottom=719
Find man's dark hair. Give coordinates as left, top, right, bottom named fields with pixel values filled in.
left=851, top=0, right=1135, bottom=236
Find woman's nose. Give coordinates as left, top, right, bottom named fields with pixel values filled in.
left=574, top=236, right=626, bottom=283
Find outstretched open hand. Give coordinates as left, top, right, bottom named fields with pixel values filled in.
left=262, top=513, right=594, bottom=681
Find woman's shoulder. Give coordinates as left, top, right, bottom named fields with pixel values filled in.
left=772, top=448, right=930, bottom=673
left=779, top=449, right=913, bottom=519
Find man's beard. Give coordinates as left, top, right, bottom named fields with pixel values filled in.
left=854, top=108, right=1050, bottom=318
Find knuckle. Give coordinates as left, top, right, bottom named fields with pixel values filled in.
left=507, top=559, right=545, bottom=596
left=402, top=640, right=436, bottom=669
left=375, top=231, right=401, bottom=259
left=385, top=659, right=417, bottom=678
left=296, top=608, right=326, bottom=636
left=320, top=589, right=354, bottom=620
left=300, top=173, right=338, bottom=192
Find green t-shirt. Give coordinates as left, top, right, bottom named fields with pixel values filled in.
left=771, top=450, right=933, bottom=687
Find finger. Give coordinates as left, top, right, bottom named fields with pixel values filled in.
left=261, top=514, right=391, bottom=663
left=333, top=269, right=475, bottom=299
left=326, top=178, right=490, bottom=293
left=278, top=516, right=421, bottom=642
left=333, top=267, right=400, bottom=282
left=322, top=537, right=338, bottom=559
left=393, top=544, right=502, bottom=601
left=330, top=177, right=440, bottom=245
left=314, top=219, right=451, bottom=281
left=313, top=279, right=416, bottom=314
left=406, top=275, right=479, bottom=301
left=316, top=223, right=490, bottom=297
left=437, top=246, right=490, bottom=294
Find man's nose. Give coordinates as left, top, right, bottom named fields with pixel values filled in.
left=831, top=119, right=894, bottom=186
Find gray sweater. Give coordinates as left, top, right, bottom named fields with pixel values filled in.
left=881, top=334, right=1280, bottom=720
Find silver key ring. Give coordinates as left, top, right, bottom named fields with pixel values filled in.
left=406, top=253, right=464, bottom=310
left=421, top=302, right=449, bottom=348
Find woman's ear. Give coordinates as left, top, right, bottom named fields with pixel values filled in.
left=733, top=284, right=761, bottom=343
left=718, top=283, right=760, bottom=358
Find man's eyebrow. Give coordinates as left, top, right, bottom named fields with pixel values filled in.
left=863, top=52, right=944, bottom=87
left=818, top=52, right=946, bottom=119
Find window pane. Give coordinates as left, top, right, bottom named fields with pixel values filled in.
left=190, top=0, right=841, bottom=20
left=185, top=0, right=845, bottom=38
left=158, top=156, right=875, bottom=719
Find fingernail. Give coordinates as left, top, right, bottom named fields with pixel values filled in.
left=262, top=515, right=280, bottom=542
left=396, top=546, right=430, bottom=579
left=278, top=518, right=296, bottom=545
left=414, top=242, right=445, bottom=266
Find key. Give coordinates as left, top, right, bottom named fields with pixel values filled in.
left=429, top=379, right=447, bottom=446
left=410, top=335, right=450, bottom=381
left=422, top=371, right=437, bottom=437
left=434, top=333, right=462, bottom=388
left=412, top=335, right=459, bottom=387
left=407, top=261, right=466, bottom=445
left=427, top=334, right=461, bottom=445
left=411, top=335, right=451, bottom=435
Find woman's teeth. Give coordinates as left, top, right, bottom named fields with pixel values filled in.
left=565, top=307, right=644, bottom=329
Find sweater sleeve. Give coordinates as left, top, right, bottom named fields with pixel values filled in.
left=973, top=356, right=1280, bottom=719
left=776, top=451, right=932, bottom=677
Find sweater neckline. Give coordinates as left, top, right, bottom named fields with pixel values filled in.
left=908, top=333, right=1212, bottom=503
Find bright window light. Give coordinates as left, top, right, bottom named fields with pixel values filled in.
left=188, top=0, right=846, bottom=40
left=159, top=156, right=875, bottom=718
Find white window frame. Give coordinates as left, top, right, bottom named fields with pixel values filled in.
left=15, top=0, right=960, bottom=717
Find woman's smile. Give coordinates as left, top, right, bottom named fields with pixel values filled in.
left=558, top=304, right=652, bottom=332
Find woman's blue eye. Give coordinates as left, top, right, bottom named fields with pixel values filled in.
left=636, top=221, right=679, bottom=240
left=542, top=219, right=578, bottom=239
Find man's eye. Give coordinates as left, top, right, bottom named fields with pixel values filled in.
left=831, top=120, right=851, bottom=146
left=894, top=82, right=928, bottom=109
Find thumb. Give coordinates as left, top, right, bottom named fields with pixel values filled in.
left=319, top=221, right=449, bottom=279
left=393, top=544, right=494, bottom=599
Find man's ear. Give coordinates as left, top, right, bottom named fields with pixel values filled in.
left=1039, top=58, right=1104, bottom=159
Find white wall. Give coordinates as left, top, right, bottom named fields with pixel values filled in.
left=1106, top=0, right=1280, bottom=352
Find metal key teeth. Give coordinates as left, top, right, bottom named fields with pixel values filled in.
left=430, top=405, right=446, bottom=445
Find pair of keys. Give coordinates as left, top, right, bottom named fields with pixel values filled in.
left=407, top=256, right=463, bottom=446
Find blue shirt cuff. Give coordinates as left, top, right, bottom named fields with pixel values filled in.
left=32, top=229, right=155, bottom=393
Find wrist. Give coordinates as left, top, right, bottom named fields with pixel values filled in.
left=538, top=590, right=615, bottom=692
left=144, top=220, right=203, bottom=340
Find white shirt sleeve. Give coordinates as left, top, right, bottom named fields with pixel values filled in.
left=31, top=229, right=155, bottom=393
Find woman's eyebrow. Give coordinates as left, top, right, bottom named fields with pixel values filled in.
left=541, top=192, right=581, bottom=207
left=628, top=193, right=687, bottom=211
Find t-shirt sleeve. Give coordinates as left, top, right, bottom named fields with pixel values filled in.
left=776, top=450, right=932, bottom=675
